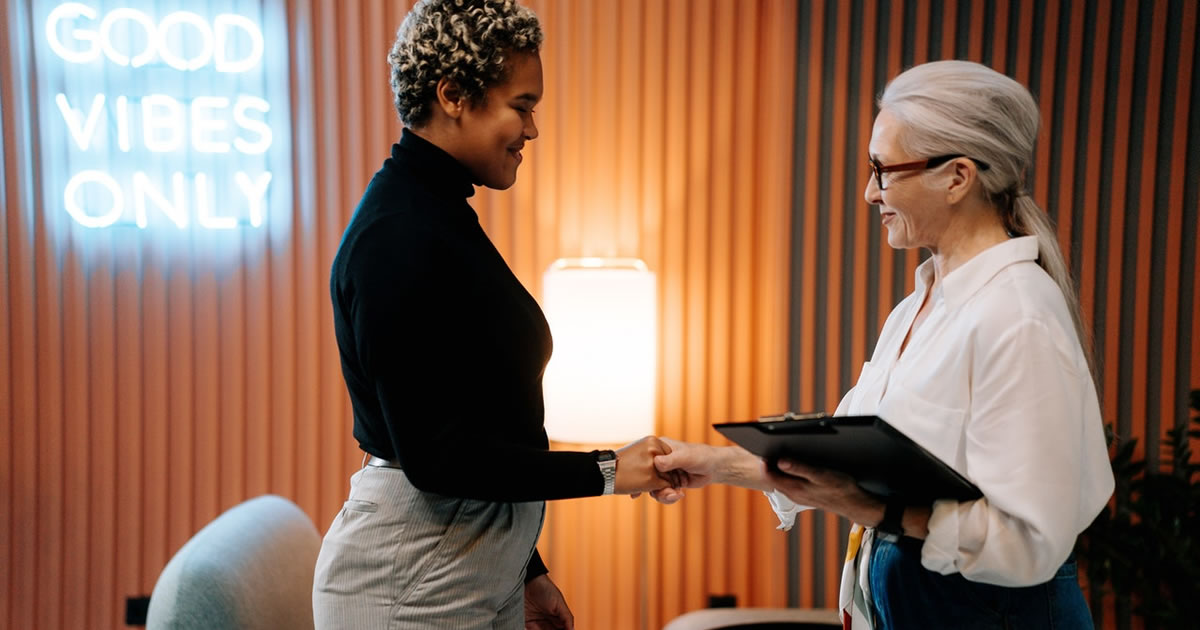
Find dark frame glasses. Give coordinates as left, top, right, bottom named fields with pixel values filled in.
left=868, top=154, right=991, bottom=190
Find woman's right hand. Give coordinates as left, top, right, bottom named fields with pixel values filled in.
left=649, top=439, right=773, bottom=504
left=613, top=436, right=681, bottom=495
left=653, top=438, right=721, bottom=486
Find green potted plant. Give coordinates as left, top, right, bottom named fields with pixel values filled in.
left=1076, top=389, right=1200, bottom=629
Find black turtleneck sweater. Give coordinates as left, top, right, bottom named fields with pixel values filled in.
left=330, top=130, right=604, bottom=579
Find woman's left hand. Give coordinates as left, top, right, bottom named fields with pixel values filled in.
left=765, top=458, right=884, bottom=527
left=524, top=574, right=575, bottom=630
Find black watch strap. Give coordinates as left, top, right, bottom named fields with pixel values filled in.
left=876, top=498, right=905, bottom=538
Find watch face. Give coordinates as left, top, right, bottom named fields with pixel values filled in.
left=596, top=450, right=617, bottom=463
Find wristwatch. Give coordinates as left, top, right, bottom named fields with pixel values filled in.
left=594, top=449, right=617, bottom=495
left=876, top=498, right=905, bottom=540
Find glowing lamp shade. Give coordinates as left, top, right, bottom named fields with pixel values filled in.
left=542, top=258, right=657, bottom=444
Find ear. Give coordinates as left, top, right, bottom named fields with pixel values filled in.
left=435, top=77, right=467, bottom=119
left=945, top=158, right=977, bottom=204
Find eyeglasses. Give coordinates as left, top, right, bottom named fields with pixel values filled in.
left=867, top=154, right=991, bottom=191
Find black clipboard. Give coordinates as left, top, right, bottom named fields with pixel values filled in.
left=713, top=414, right=982, bottom=504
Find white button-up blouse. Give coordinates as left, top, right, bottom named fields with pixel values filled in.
left=769, top=235, right=1114, bottom=587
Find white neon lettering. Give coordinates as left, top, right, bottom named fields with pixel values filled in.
left=232, top=96, right=272, bottom=154
left=158, top=12, right=214, bottom=71
left=141, top=94, right=184, bottom=152
left=214, top=14, right=264, bottom=73
left=190, top=96, right=231, bottom=153
left=62, top=171, right=276, bottom=228
left=55, top=94, right=274, bottom=154
left=55, top=93, right=105, bottom=151
left=98, top=8, right=156, bottom=67
left=65, top=170, right=124, bottom=227
left=235, top=172, right=271, bottom=227
left=45, top=3, right=100, bottom=63
left=133, top=171, right=187, bottom=228
left=46, top=4, right=282, bottom=230
left=193, top=173, right=237, bottom=229
left=115, top=95, right=131, bottom=152
left=46, top=6, right=267, bottom=73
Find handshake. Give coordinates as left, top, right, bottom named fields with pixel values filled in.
left=615, top=436, right=880, bottom=527
left=612, top=436, right=754, bottom=503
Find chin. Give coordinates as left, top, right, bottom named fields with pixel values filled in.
left=484, top=176, right=517, bottom=191
left=487, top=169, right=520, bottom=191
left=885, top=233, right=912, bottom=250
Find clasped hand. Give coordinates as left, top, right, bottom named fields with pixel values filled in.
left=643, top=437, right=883, bottom=525
left=644, top=436, right=739, bottom=504
left=613, top=436, right=685, bottom=495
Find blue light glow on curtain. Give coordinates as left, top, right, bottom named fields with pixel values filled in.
left=34, top=0, right=292, bottom=246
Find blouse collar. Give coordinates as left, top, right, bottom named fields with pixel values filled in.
left=915, top=236, right=1041, bottom=311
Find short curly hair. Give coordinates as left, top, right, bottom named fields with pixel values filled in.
left=388, top=0, right=543, bottom=127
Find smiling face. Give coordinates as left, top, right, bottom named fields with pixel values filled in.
left=864, top=109, right=954, bottom=252
left=455, top=50, right=543, bottom=190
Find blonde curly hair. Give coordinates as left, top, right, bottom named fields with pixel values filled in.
left=388, top=0, right=543, bottom=127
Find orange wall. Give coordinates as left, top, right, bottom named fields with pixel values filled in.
left=3, top=1, right=1197, bottom=630
left=2, top=1, right=797, bottom=628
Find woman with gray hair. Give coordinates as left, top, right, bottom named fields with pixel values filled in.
left=652, top=60, right=1113, bottom=629
left=314, top=1, right=676, bottom=628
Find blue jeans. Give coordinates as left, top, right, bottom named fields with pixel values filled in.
left=869, top=536, right=1093, bottom=629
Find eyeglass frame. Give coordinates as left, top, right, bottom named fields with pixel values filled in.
left=867, top=154, right=991, bottom=191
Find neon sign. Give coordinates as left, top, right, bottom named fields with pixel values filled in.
left=36, top=1, right=290, bottom=231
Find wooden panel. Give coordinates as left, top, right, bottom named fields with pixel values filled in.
left=4, top=1, right=1192, bottom=629
left=0, top=48, right=9, bottom=630
left=1, top=3, right=34, bottom=629
left=1167, top=0, right=1196, bottom=435
left=1, top=0, right=795, bottom=628
left=528, top=1, right=798, bottom=626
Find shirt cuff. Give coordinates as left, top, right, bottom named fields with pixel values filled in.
left=764, top=490, right=813, bottom=530
left=920, top=498, right=961, bottom=575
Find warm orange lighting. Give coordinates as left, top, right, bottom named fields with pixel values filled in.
left=542, top=258, right=657, bottom=444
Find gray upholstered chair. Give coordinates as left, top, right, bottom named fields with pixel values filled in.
left=146, top=494, right=321, bottom=630
left=662, top=607, right=841, bottom=630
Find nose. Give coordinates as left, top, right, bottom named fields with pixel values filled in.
left=525, top=115, right=538, bottom=141
left=864, top=174, right=882, bottom=206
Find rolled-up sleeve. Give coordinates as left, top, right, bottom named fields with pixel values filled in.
left=764, top=389, right=856, bottom=530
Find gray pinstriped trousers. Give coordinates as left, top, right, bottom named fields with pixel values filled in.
left=312, top=465, right=545, bottom=629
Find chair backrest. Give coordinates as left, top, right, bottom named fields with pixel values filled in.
left=662, top=607, right=842, bottom=630
left=146, top=495, right=321, bottom=630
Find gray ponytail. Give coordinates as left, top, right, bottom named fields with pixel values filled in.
left=1009, top=195, right=1096, bottom=381
left=880, top=60, right=1097, bottom=385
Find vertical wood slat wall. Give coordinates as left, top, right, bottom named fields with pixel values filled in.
left=1, top=1, right=798, bottom=629
left=528, top=2, right=799, bottom=627
left=6, top=0, right=1194, bottom=628
left=786, top=0, right=1200, bottom=623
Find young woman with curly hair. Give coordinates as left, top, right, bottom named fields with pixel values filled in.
left=313, top=2, right=676, bottom=628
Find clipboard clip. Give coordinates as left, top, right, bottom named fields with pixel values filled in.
left=757, top=411, right=829, bottom=422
